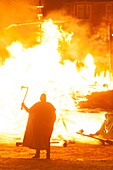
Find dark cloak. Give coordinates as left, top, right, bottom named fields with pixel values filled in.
left=23, top=102, right=56, bottom=149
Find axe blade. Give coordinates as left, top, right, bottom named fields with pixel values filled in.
left=21, top=86, right=28, bottom=89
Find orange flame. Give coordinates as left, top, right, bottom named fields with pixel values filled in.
left=0, top=19, right=113, bottom=144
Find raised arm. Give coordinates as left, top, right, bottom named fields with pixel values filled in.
left=21, top=102, right=29, bottom=113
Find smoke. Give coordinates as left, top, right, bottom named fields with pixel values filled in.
left=0, top=0, right=38, bottom=63
left=45, top=9, right=110, bottom=73
left=0, top=0, right=38, bottom=28
left=0, top=1, right=110, bottom=73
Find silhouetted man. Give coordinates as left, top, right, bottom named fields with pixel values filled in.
left=21, top=93, right=56, bottom=159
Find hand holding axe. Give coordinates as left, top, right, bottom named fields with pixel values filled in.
left=21, top=86, right=28, bottom=110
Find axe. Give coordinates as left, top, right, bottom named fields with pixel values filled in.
left=21, top=86, right=28, bottom=110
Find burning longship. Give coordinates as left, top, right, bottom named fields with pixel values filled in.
left=0, top=0, right=113, bottom=145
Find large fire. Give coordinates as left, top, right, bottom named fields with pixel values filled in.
left=0, top=19, right=113, bottom=144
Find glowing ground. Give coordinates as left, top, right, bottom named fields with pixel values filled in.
left=0, top=143, right=113, bottom=170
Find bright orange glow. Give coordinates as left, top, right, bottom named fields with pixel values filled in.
left=0, top=19, right=113, bottom=144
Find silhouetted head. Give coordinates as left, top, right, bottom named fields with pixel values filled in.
left=40, top=93, right=46, bottom=102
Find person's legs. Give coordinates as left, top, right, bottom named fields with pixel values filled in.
left=32, top=149, right=40, bottom=158
left=46, top=141, right=50, bottom=159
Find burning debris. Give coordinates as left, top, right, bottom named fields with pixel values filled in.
left=78, top=90, right=113, bottom=111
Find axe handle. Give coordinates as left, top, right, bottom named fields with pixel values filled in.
left=21, top=87, right=28, bottom=110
